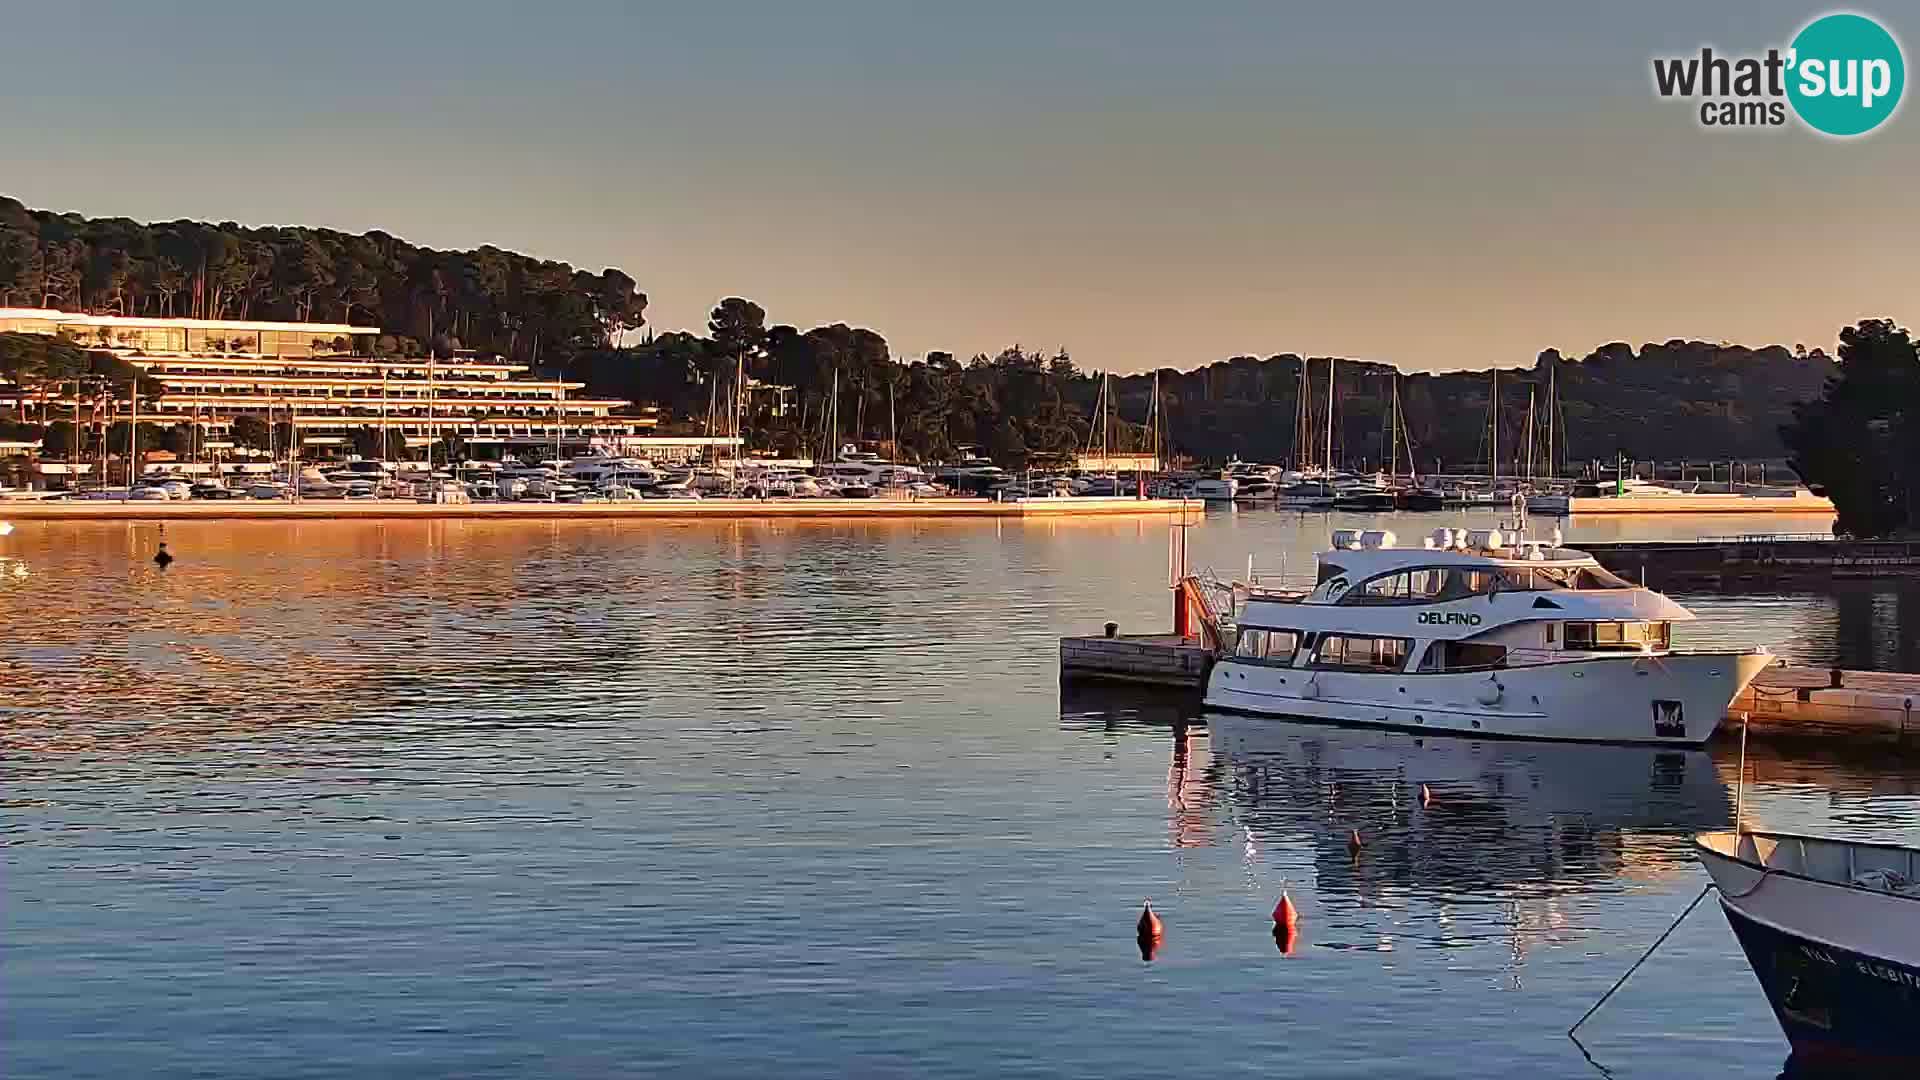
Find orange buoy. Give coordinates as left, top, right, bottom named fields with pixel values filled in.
left=1347, top=828, right=1364, bottom=856
left=1137, top=900, right=1164, bottom=940
left=1272, top=892, right=1299, bottom=930
left=1273, top=922, right=1298, bottom=955
left=1420, top=783, right=1433, bottom=807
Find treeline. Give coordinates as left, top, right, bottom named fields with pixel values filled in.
left=1780, top=319, right=1918, bottom=538
left=586, top=302, right=1837, bottom=470
left=1107, top=339, right=1836, bottom=470
left=579, top=298, right=1139, bottom=464
left=0, top=196, right=646, bottom=368
left=0, top=198, right=1862, bottom=471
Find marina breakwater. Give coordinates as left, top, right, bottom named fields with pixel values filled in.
left=1585, top=535, right=1920, bottom=584
left=0, top=495, right=1200, bottom=522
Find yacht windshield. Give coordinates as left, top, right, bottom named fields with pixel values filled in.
left=1342, top=562, right=1640, bottom=603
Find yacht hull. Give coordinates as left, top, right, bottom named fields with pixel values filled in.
left=1696, top=835, right=1920, bottom=1070
left=1203, top=651, right=1770, bottom=745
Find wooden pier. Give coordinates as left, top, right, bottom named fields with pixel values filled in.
left=1059, top=633, right=1214, bottom=688
left=1059, top=633, right=1920, bottom=745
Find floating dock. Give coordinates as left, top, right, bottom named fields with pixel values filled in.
left=1060, top=634, right=1918, bottom=745
left=1538, top=491, right=1834, bottom=516
left=0, top=495, right=1199, bottom=522
left=1584, top=536, right=1920, bottom=586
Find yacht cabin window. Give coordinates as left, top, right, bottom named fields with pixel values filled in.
left=1234, top=628, right=1302, bottom=664
left=1310, top=634, right=1412, bottom=673
left=1417, top=641, right=1509, bottom=671
left=1563, top=621, right=1671, bottom=651
left=1347, top=568, right=1449, bottom=604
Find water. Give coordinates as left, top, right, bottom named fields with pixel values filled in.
left=3, top=509, right=1917, bottom=1078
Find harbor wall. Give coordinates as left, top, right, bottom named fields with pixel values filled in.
left=0, top=496, right=1200, bottom=522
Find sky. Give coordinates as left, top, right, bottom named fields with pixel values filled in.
left=2, top=2, right=1914, bottom=373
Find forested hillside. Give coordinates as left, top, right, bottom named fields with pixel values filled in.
left=0, top=198, right=1842, bottom=468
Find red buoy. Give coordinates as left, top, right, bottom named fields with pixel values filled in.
left=1347, top=828, right=1364, bottom=856
left=1273, top=922, right=1298, bottom=956
left=1272, top=892, right=1299, bottom=929
left=1137, top=900, right=1164, bottom=939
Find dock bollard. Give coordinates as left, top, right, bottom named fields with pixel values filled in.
left=1104, top=621, right=1119, bottom=639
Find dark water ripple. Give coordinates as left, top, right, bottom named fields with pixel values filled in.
left=2, top=510, right=1916, bottom=1079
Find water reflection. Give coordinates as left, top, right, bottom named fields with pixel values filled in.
left=1207, top=714, right=1732, bottom=906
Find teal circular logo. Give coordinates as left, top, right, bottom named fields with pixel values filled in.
left=1787, top=13, right=1905, bottom=136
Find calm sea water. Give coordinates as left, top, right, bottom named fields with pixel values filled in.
left=4, top=508, right=1917, bottom=1079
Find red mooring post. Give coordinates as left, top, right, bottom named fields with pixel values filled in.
left=1173, top=583, right=1192, bottom=639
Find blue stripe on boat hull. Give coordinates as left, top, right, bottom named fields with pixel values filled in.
left=1721, top=902, right=1920, bottom=1071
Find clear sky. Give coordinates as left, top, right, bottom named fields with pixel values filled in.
left=3, top=2, right=1913, bottom=372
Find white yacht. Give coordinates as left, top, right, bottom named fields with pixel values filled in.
left=1204, top=527, right=1772, bottom=745
left=563, top=451, right=660, bottom=492
left=932, top=452, right=1009, bottom=494
left=1194, top=475, right=1238, bottom=503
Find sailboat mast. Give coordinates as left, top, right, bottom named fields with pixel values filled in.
left=1102, top=373, right=1111, bottom=465
left=1150, top=370, right=1161, bottom=470
left=1545, top=363, right=1556, bottom=480
left=1389, top=377, right=1399, bottom=482
left=1524, top=387, right=1536, bottom=482
left=1490, top=368, right=1499, bottom=487
left=1325, top=356, right=1335, bottom=474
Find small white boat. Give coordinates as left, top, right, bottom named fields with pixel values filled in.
left=1696, top=830, right=1920, bottom=1070
left=1204, top=525, right=1772, bottom=744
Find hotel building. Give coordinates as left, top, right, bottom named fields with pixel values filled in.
left=0, top=308, right=691, bottom=457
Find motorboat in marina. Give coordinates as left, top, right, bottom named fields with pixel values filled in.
left=1194, top=475, right=1238, bottom=503
left=932, top=452, right=1009, bottom=495
left=563, top=451, right=660, bottom=493
left=522, top=476, right=584, bottom=502
left=1277, top=479, right=1336, bottom=509
left=819, top=447, right=928, bottom=492
left=416, top=479, right=472, bottom=504
left=1695, top=831, right=1920, bottom=1070
left=1226, top=462, right=1282, bottom=501
left=1203, top=526, right=1773, bottom=744
left=1525, top=477, right=1691, bottom=514
left=1399, top=484, right=1447, bottom=511
left=1332, top=475, right=1397, bottom=511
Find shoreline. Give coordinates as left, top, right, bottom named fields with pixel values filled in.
left=0, top=495, right=1201, bottom=522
